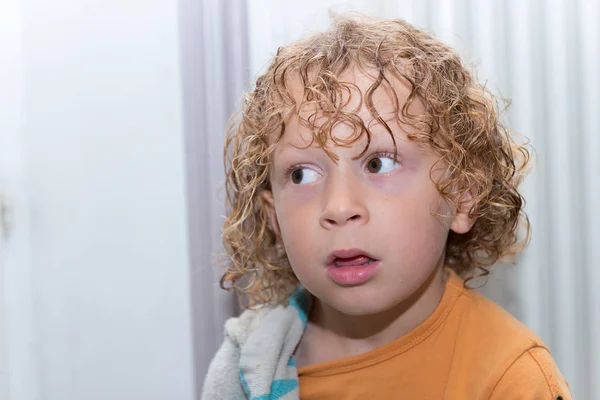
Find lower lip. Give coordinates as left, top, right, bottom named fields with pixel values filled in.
left=326, top=260, right=380, bottom=286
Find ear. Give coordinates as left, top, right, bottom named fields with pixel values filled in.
left=261, top=190, right=281, bottom=237
left=449, top=190, right=477, bottom=234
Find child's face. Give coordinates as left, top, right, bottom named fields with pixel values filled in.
left=263, top=68, right=474, bottom=316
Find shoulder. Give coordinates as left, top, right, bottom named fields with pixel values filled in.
left=445, top=277, right=571, bottom=398
left=448, top=277, right=546, bottom=351
left=489, top=346, right=572, bottom=399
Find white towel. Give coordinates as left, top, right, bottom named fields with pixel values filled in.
left=201, top=287, right=311, bottom=400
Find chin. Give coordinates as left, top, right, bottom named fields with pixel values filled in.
left=334, top=304, right=389, bottom=316
left=322, top=285, right=404, bottom=316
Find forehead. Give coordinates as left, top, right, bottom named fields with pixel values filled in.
left=276, top=65, right=424, bottom=151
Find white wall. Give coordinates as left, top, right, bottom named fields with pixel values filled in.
left=0, top=0, right=196, bottom=398
left=0, top=0, right=35, bottom=398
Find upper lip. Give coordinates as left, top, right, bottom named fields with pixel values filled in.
left=325, top=248, right=377, bottom=266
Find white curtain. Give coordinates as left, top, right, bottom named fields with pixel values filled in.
left=246, top=1, right=600, bottom=398
left=179, top=0, right=250, bottom=393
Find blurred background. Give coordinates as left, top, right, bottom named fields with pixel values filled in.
left=0, top=0, right=598, bottom=399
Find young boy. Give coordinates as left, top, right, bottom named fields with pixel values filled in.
left=202, top=15, right=571, bottom=399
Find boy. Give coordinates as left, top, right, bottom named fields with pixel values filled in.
left=202, top=15, right=571, bottom=399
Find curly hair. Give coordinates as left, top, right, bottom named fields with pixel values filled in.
left=220, top=15, right=530, bottom=308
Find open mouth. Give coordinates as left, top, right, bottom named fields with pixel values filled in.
left=325, top=249, right=380, bottom=285
left=326, top=249, right=378, bottom=267
left=332, top=255, right=376, bottom=267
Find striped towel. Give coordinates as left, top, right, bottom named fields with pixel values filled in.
left=201, top=287, right=311, bottom=400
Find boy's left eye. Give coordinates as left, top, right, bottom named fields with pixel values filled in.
left=366, top=155, right=398, bottom=174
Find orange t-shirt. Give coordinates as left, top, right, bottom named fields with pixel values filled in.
left=297, top=270, right=571, bottom=399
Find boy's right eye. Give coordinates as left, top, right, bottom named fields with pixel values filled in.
left=290, top=167, right=319, bottom=184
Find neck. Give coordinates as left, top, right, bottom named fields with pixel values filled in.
left=305, top=265, right=448, bottom=359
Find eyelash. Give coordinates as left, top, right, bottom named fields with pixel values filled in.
left=367, top=151, right=400, bottom=169
left=283, top=164, right=302, bottom=179
left=282, top=151, right=401, bottom=180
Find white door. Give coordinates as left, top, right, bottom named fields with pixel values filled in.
left=0, top=0, right=197, bottom=398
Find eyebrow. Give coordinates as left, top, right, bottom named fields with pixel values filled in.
left=276, top=138, right=323, bottom=152
left=274, top=135, right=405, bottom=166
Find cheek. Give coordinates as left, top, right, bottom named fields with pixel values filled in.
left=369, top=169, right=415, bottom=194
left=273, top=188, right=318, bottom=243
left=376, top=186, right=450, bottom=252
left=279, top=185, right=319, bottom=206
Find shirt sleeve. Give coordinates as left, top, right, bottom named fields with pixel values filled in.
left=489, top=346, right=572, bottom=400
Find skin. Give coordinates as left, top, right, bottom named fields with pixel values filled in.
left=261, top=67, right=475, bottom=367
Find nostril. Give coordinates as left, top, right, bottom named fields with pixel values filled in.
left=321, top=213, right=363, bottom=227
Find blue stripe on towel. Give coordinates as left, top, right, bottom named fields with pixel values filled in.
left=287, top=287, right=310, bottom=328
left=240, top=369, right=252, bottom=397
left=251, top=379, right=298, bottom=400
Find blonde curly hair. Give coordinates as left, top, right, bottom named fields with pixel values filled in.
left=220, top=15, right=530, bottom=308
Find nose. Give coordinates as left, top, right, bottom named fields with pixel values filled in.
left=319, top=173, right=369, bottom=229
